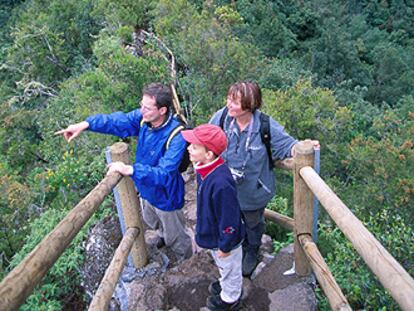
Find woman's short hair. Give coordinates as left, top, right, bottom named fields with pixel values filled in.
left=227, top=81, right=262, bottom=112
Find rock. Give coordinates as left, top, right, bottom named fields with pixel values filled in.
left=241, top=279, right=271, bottom=311
left=260, top=234, right=274, bottom=254
left=252, top=244, right=317, bottom=310
left=165, top=251, right=219, bottom=311
left=81, top=216, right=122, bottom=304
left=120, top=251, right=218, bottom=311
left=268, top=282, right=317, bottom=311
left=253, top=244, right=314, bottom=292
left=127, top=278, right=168, bottom=311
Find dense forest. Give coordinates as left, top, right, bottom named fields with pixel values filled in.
left=0, top=0, right=413, bottom=309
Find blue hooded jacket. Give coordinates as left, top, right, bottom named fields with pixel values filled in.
left=86, top=109, right=186, bottom=211
left=195, top=162, right=245, bottom=252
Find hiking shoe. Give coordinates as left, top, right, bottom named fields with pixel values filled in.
left=208, top=280, right=221, bottom=296
left=156, top=237, right=165, bottom=249
left=206, top=294, right=241, bottom=311
left=242, top=249, right=258, bottom=277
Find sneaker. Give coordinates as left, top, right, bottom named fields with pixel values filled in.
left=206, top=294, right=241, bottom=311
left=208, top=281, right=221, bottom=296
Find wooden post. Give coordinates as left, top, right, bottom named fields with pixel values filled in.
left=0, top=174, right=122, bottom=311
left=264, top=209, right=294, bottom=231
left=110, top=142, right=148, bottom=268
left=293, top=140, right=315, bottom=276
left=299, top=234, right=351, bottom=311
left=300, top=166, right=414, bottom=311
left=88, top=227, right=139, bottom=311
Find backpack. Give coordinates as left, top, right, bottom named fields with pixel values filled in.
left=140, top=116, right=191, bottom=173
left=219, top=107, right=274, bottom=169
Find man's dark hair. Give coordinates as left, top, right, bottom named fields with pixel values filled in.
left=143, top=83, right=173, bottom=113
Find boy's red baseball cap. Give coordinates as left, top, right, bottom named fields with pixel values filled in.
left=181, top=124, right=228, bottom=155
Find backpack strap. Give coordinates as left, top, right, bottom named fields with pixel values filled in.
left=259, top=112, right=273, bottom=169
left=166, top=123, right=191, bottom=173
left=219, top=107, right=229, bottom=129
left=166, top=124, right=185, bottom=149
left=139, top=118, right=145, bottom=127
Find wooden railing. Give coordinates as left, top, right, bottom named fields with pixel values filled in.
left=1, top=140, right=413, bottom=311
left=0, top=142, right=147, bottom=311
left=265, top=140, right=414, bottom=311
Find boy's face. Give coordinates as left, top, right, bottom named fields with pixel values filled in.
left=187, top=143, right=214, bottom=164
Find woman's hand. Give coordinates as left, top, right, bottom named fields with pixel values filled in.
left=291, top=140, right=320, bottom=157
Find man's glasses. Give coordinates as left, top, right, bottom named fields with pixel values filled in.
left=140, top=101, right=158, bottom=112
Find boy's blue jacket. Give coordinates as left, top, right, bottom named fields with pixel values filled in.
left=196, top=162, right=245, bottom=253
left=86, top=109, right=186, bottom=211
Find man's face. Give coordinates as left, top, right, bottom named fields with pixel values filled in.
left=140, top=94, right=167, bottom=124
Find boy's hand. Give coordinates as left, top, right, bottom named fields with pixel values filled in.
left=217, top=250, right=230, bottom=258
left=106, top=162, right=133, bottom=176
left=55, top=121, right=89, bottom=142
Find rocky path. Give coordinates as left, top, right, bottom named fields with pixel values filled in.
left=82, top=168, right=317, bottom=310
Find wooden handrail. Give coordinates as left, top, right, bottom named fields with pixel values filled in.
left=299, top=234, right=351, bottom=311
left=300, top=166, right=414, bottom=311
left=264, top=209, right=294, bottom=231
left=0, top=173, right=122, bottom=311
left=274, top=158, right=294, bottom=170
left=88, top=227, right=139, bottom=311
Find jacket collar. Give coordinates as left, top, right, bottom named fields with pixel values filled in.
left=195, top=156, right=224, bottom=180
left=145, top=111, right=173, bottom=130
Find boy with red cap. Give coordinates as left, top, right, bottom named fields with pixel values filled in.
left=181, top=124, right=244, bottom=311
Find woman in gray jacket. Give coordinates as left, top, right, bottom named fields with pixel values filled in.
left=210, top=81, right=298, bottom=277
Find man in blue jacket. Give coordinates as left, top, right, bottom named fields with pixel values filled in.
left=56, top=83, right=193, bottom=261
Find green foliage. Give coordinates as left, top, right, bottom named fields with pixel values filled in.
left=262, top=80, right=354, bottom=180
left=235, top=0, right=297, bottom=57
left=265, top=196, right=295, bottom=253
left=0, top=157, right=32, bottom=276
left=91, top=0, right=155, bottom=28
left=265, top=196, right=291, bottom=242
left=366, top=43, right=414, bottom=105
left=339, top=102, right=414, bottom=225
left=258, top=58, right=313, bottom=91
left=92, top=32, right=169, bottom=112
left=152, top=0, right=264, bottom=122
left=214, top=5, right=244, bottom=26
left=9, top=198, right=114, bottom=310
left=316, top=210, right=413, bottom=310
left=3, top=0, right=103, bottom=84
left=1, top=0, right=413, bottom=310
